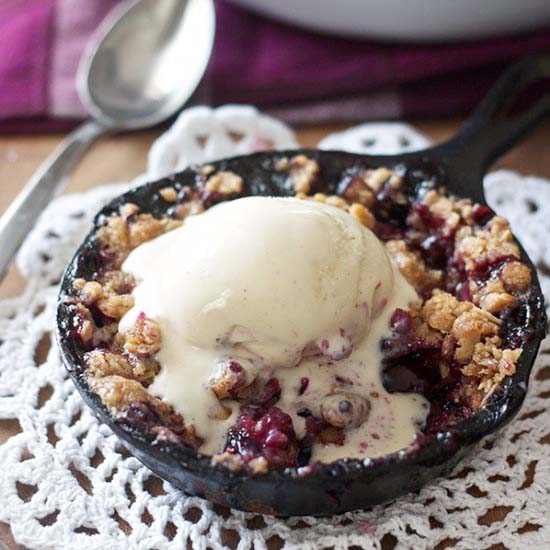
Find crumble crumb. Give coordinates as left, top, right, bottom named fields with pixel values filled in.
left=455, top=199, right=475, bottom=225
left=413, top=314, right=443, bottom=347
left=463, top=335, right=521, bottom=392
left=455, top=216, right=520, bottom=271
left=325, top=195, right=350, bottom=209
left=97, top=294, right=134, bottom=320
left=97, top=216, right=130, bottom=253
left=479, top=291, right=516, bottom=314
left=421, top=290, right=471, bottom=333
left=75, top=280, right=103, bottom=305
left=80, top=320, right=94, bottom=344
left=100, top=271, right=135, bottom=295
left=149, top=423, right=202, bottom=448
left=208, top=404, right=232, bottom=421
left=339, top=174, right=376, bottom=206
left=123, top=313, right=162, bottom=356
left=159, top=186, right=178, bottom=202
left=90, top=374, right=150, bottom=408
left=205, top=171, right=244, bottom=194
left=349, top=202, right=375, bottom=230
left=288, top=154, right=319, bottom=194
left=364, top=167, right=401, bottom=193
left=90, top=375, right=177, bottom=424
left=73, top=303, right=94, bottom=344
left=500, top=261, right=532, bottom=292
left=128, top=215, right=166, bottom=248
left=423, top=190, right=461, bottom=232
left=421, top=290, right=502, bottom=364
left=209, top=360, right=252, bottom=399
left=97, top=213, right=180, bottom=262
left=471, top=278, right=518, bottom=313
left=85, top=349, right=135, bottom=380
left=72, top=278, right=86, bottom=291
left=248, top=456, right=269, bottom=474
left=274, top=157, right=289, bottom=171
left=174, top=200, right=205, bottom=220
left=321, top=392, right=370, bottom=429
left=300, top=192, right=350, bottom=209
left=120, top=203, right=140, bottom=220
left=385, top=239, right=442, bottom=297
left=451, top=308, right=501, bottom=364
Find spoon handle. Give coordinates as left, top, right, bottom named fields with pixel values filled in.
left=0, top=120, right=107, bottom=279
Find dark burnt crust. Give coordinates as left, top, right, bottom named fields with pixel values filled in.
left=57, top=149, right=547, bottom=482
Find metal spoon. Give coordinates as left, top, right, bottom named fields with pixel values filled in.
left=0, top=0, right=215, bottom=277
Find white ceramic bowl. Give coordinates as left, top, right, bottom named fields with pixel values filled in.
left=229, top=0, right=550, bottom=42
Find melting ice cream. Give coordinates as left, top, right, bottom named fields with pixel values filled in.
left=119, top=196, right=428, bottom=459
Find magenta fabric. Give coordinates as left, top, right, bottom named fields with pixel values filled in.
left=0, top=0, right=119, bottom=131
left=0, top=0, right=549, bottom=132
left=0, top=0, right=54, bottom=118
left=207, top=4, right=550, bottom=107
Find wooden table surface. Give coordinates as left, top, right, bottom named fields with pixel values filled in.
left=0, top=118, right=549, bottom=548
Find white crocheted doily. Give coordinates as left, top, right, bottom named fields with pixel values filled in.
left=0, top=106, right=548, bottom=550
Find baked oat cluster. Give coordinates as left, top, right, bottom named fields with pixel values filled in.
left=62, top=154, right=538, bottom=472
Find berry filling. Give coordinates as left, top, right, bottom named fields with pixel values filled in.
left=224, top=405, right=299, bottom=469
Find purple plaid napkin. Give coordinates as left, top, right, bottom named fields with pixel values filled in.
left=1, top=0, right=549, bottom=131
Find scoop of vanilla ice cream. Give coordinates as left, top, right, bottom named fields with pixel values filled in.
left=121, top=197, right=394, bottom=367
left=119, top=196, right=422, bottom=453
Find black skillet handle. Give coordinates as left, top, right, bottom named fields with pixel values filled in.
left=433, top=53, right=550, bottom=204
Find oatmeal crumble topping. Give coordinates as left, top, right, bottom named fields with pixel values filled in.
left=209, top=359, right=255, bottom=399
left=463, top=335, right=522, bottom=393
left=101, top=271, right=135, bottom=295
left=451, top=308, right=501, bottom=364
left=386, top=240, right=442, bottom=297
left=97, top=216, right=130, bottom=256
left=205, top=171, right=244, bottom=194
left=90, top=374, right=151, bottom=408
left=173, top=200, right=205, bottom=220
left=455, top=216, right=520, bottom=271
left=97, top=207, right=182, bottom=268
left=279, top=154, right=320, bottom=194
left=339, top=174, right=376, bottom=206
left=500, top=261, right=532, bottom=292
left=85, top=350, right=136, bottom=381
left=478, top=289, right=516, bottom=314
left=365, top=167, right=402, bottom=193
left=159, top=186, right=178, bottom=202
left=62, top=154, right=539, bottom=473
left=296, top=191, right=376, bottom=230
left=74, top=279, right=103, bottom=305
left=119, top=202, right=140, bottom=220
left=122, top=313, right=162, bottom=356
left=349, top=202, right=375, bottom=230
left=97, top=294, right=134, bottom=320
left=73, top=303, right=94, bottom=344
left=128, top=215, right=171, bottom=248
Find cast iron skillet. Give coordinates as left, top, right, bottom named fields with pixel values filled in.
left=57, top=54, right=549, bottom=516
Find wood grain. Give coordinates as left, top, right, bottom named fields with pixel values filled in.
left=0, top=118, right=548, bottom=548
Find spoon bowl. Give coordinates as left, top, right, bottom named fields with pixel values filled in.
left=0, top=0, right=215, bottom=278
left=78, top=0, right=215, bottom=129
